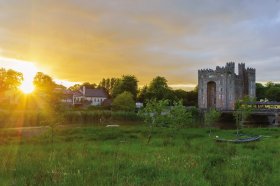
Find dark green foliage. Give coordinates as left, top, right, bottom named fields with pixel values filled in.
left=256, top=82, right=280, bottom=101
left=146, top=76, right=175, bottom=101
left=98, top=78, right=119, bottom=96
left=173, top=89, right=198, bottom=106
left=265, top=86, right=280, bottom=102
left=256, top=83, right=266, bottom=100
left=112, top=75, right=138, bottom=99
left=137, top=78, right=198, bottom=106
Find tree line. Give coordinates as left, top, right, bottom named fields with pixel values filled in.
left=2, top=66, right=280, bottom=108
left=256, top=82, right=280, bottom=102
left=68, top=75, right=198, bottom=106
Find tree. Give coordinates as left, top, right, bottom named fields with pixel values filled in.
left=112, top=75, right=138, bottom=99
left=33, top=72, right=56, bottom=93
left=169, top=101, right=193, bottom=128
left=137, top=85, right=149, bottom=103
left=33, top=72, right=65, bottom=111
left=98, top=77, right=119, bottom=96
left=146, top=76, right=175, bottom=101
left=139, top=99, right=170, bottom=127
left=234, top=96, right=253, bottom=135
left=0, top=68, right=23, bottom=91
left=81, top=82, right=97, bottom=89
left=256, top=83, right=266, bottom=101
left=139, top=99, right=193, bottom=143
left=69, top=84, right=81, bottom=91
left=204, top=108, right=221, bottom=136
left=138, top=99, right=169, bottom=144
left=266, top=86, right=280, bottom=102
left=112, top=91, right=135, bottom=111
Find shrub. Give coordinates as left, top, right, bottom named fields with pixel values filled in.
left=112, top=91, right=135, bottom=111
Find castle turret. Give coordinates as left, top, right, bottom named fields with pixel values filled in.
left=226, top=62, right=235, bottom=74
left=198, top=62, right=256, bottom=110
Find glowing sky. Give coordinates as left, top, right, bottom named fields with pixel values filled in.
left=0, top=0, right=280, bottom=89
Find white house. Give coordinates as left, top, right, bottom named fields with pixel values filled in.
left=73, top=86, right=108, bottom=106
left=61, top=89, right=74, bottom=104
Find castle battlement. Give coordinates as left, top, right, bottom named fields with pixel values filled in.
left=198, top=69, right=215, bottom=74
left=246, top=68, right=256, bottom=73
left=198, top=62, right=256, bottom=110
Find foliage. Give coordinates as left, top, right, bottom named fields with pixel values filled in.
left=0, top=68, right=23, bottom=91
left=137, top=76, right=176, bottom=102
left=98, top=78, right=119, bottom=96
left=137, top=85, right=149, bottom=103
left=137, top=77, right=198, bottom=106
left=147, top=76, right=175, bottom=101
left=169, top=101, right=193, bottom=128
left=33, top=72, right=56, bottom=93
left=256, top=83, right=266, bottom=100
left=33, top=72, right=65, bottom=112
left=68, top=82, right=97, bottom=92
left=112, top=75, right=138, bottom=99
left=139, top=99, right=193, bottom=128
left=139, top=99, right=170, bottom=127
left=265, top=86, right=280, bottom=102
left=112, top=91, right=135, bottom=111
left=204, top=108, right=221, bottom=136
left=173, top=89, right=198, bottom=106
left=256, top=82, right=280, bottom=101
left=234, top=96, right=254, bottom=135
left=68, top=84, right=81, bottom=91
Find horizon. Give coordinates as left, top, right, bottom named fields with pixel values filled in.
left=0, top=56, right=277, bottom=91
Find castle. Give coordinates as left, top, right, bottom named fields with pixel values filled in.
left=198, top=62, right=256, bottom=110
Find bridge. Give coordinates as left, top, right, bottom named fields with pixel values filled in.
left=221, top=102, right=280, bottom=125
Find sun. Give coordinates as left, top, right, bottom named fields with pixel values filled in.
left=20, top=82, right=35, bottom=94
left=19, top=64, right=37, bottom=94
left=0, top=57, right=37, bottom=94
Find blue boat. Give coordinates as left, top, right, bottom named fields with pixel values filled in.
left=215, top=135, right=262, bottom=143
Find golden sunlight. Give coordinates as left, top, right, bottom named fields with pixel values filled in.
left=20, top=81, right=35, bottom=94
left=0, top=57, right=38, bottom=94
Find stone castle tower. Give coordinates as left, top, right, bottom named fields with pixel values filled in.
left=198, top=62, right=256, bottom=110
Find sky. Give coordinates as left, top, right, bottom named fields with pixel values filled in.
left=0, top=0, right=280, bottom=90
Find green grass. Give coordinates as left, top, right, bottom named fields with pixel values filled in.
left=0, top=125, right=280, bottom=185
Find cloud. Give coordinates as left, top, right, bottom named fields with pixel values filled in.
left=0, top=0, right=280, bottom=88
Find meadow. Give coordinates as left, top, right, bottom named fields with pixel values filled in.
left=0, top=124, right=280, bottom=186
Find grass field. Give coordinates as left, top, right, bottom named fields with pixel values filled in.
left=0, top=124, right=280, bottom=185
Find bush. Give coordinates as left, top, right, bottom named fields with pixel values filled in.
left=112, top=91, right=135, bottom=111
left=139, top=99, right=193, bottom=128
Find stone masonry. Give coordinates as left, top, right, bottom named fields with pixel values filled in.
left=198, top=62, right=256, bottom=110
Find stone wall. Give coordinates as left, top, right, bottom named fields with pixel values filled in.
left=198, top=62, right=256, bottom=110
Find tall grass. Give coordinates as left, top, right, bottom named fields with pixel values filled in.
left=0, top=110, right=143, bottom=127
left=63, top=111, right=143, bottom=124
left=0, top=126, right=280, bottom=185
left=0, top=110, right=50, bottom=127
